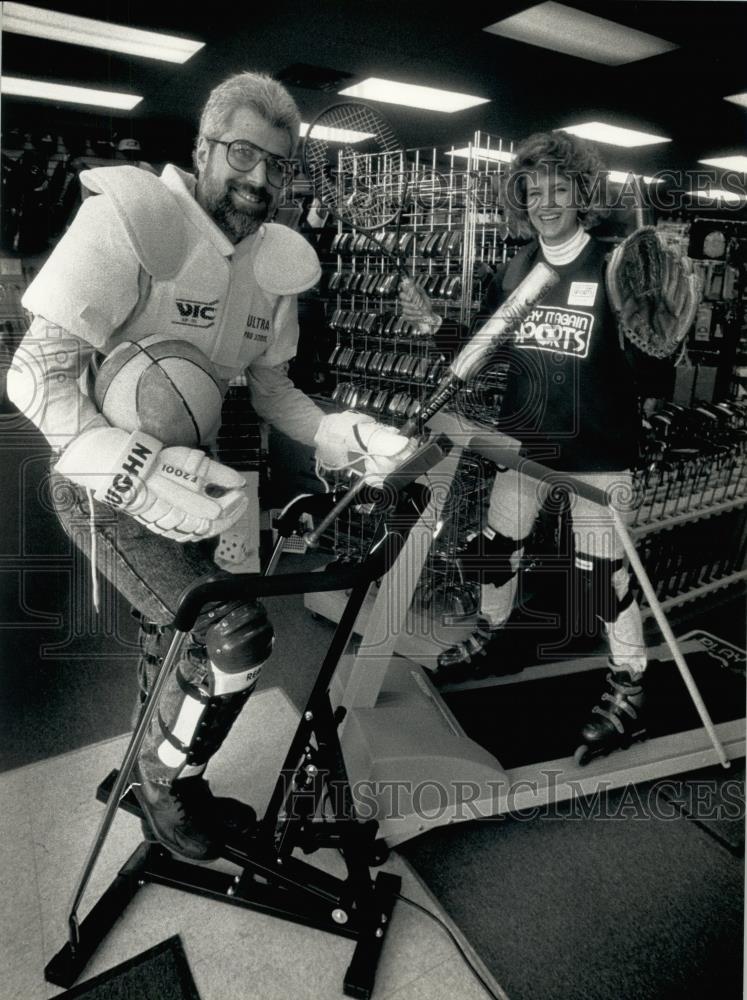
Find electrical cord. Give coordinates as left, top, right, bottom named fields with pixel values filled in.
left=317, top=772, right=504, bottom=997
left=394, top=891, right=506, bottom=1000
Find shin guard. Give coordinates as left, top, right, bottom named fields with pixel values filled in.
left=140, top=599, right=275, bottom=781
left=575, top=553, right=645, bottom=674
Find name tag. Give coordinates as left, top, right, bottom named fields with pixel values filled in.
left=568, top=281, right=598, bottom=307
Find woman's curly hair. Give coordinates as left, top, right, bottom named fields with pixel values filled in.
left=503, top=131, right=609, bottom=239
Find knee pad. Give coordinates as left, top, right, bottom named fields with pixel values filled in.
left=205, top=600, right=275, bottom=675
left=459, top=527, right=524, bottom=589
left=575, top=553, right=634, bottom=624
left=190, top=598, right=274, bottom=671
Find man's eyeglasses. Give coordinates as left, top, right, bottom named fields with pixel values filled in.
left=206, top=137, right=296, bottom=189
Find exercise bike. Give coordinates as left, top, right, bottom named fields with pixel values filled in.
left=44, top=435, right=452, bottom=1000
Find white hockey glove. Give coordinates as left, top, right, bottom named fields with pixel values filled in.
left=54, top=427, right=248, bottom=543
left=350, top=419, right=418, bottom=486
left=314, top=411, right=415, bottom=484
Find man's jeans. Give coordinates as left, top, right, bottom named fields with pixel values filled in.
left=50, top=470, right=234, bottom=781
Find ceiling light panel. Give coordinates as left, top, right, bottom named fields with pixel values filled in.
left=299, top=121, right=374, bottom=144
left=2, top=77, right=142, bottom=110
left=608, top=171, right=662, bottom=185
left=339, top=77, right=489, bottom=113
left=560, top=122, right=671, bottom=147
left=448, top=147, right=514, bottom=163
left=483, top=1, right=678, bottom=66
left=699, top=156, right=747, bottom=173
left=3, top=3, right=204, bottom=63
left=693, top=187, right=746, bottom=205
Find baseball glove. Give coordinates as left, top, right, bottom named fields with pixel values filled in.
left=606, top=226, right=702, bottom=358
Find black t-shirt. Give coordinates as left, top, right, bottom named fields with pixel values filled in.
left=483, top=237, right=664, bottom=472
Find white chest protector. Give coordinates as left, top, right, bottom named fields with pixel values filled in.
left=27, top=165, right=321, bottom=381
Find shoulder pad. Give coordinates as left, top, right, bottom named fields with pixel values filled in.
left=253, top=222, right=321, bottom=296
left=80, top=166, right=187, bottom=281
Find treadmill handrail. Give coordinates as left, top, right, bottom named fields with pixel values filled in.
left=467, top=435, right=614, bottom=508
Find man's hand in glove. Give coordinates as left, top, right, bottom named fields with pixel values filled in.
left=314, top=411, right=416, bottom=483
left=355, top=420, right=418, bottom=487
left=55, top=427, right=248, bottom=542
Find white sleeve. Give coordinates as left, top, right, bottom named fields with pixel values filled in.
left=21, top=195, right=141, bottom=349
left=252, top=294, right=300, bottom=369
left=245, top=362, right=324, bottom=447
left=6, top=316, right=109, bottom=453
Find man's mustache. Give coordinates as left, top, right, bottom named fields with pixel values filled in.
left=229, top=181, right=271, bottom=205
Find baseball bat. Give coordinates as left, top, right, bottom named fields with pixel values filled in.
left=399, top=261, right=560, bottom=437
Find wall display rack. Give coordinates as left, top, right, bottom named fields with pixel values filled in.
left=309, top=132, right=516, bottom=581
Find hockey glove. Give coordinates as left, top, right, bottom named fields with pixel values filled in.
left=54, top=427, right=248, bottom=542
left=314, top=411, right=415, bottom=482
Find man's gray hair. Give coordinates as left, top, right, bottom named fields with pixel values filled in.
left=197, top=71, right=301, bottom=152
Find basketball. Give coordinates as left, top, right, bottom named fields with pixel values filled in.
left=94, top=335, right=224, bottom=447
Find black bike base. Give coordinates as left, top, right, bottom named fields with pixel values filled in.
left=46, top=771, right=401, bottom=999
left=43, top=490, right=432, bottom=1000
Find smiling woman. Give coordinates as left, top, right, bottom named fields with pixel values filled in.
left=503, top=130, right=609, bottom=241
left=525, top=171, right=579, bottom=246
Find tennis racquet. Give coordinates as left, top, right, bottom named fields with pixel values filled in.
left=303, top=102, right=408, bottom=248
left=303, top=101, right=439, bottom=330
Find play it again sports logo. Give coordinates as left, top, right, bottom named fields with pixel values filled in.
left=514, top=304, right=594, bottom=358
left=684, top=630, right=746, bottom=675
left=172, top=298, right=219, bottom=328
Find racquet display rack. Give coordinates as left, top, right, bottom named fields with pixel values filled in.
left=312, top=132, right=515, bottom=575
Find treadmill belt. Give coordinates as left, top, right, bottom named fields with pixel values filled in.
left=443, top=633, right=746, bottom=770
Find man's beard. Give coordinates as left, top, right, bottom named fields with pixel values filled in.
left=198, top=174, right=272, bottom=242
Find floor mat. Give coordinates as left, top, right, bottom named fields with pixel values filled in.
left=400, top=611, right=745, bottom=1000
left=658, top=759, right=745, bottom=853
left=400, top=786, right=744, bottom=1000
left=55, top=937, right=200, bottom=1000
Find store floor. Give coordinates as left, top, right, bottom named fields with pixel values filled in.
left=2, top=686, right=500, bottom=1000
left=4, top=585, right=742, bottom=1000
